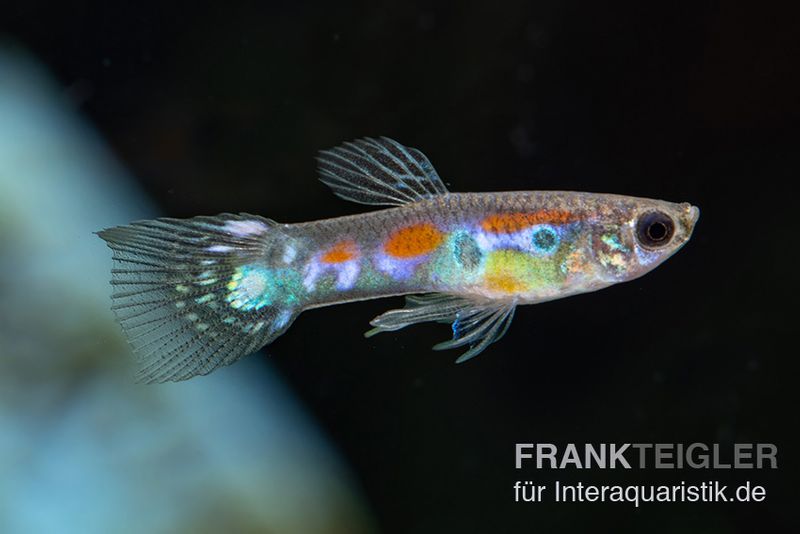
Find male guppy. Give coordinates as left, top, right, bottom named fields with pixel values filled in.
left=99, top=137, right=699, bottom=383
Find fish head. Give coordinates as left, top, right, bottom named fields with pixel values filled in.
left=590, top=198, right=699, bottom=283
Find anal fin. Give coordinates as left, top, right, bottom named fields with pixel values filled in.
left=366, top=294, right=516, bottom=362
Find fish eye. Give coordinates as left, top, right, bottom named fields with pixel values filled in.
left=531, top=226, right=559, bottom=254
left=636, top=211, right=675, bottom=248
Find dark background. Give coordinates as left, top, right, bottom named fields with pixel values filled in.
left=5, top=1, right=798, bottom=532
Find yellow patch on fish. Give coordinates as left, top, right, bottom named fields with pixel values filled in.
left=483, top=250, right=534, bottom=293
left=483, top=249, right=566, bottom=294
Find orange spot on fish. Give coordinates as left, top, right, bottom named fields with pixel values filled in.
left=485, top=273, right=526, bottom=294
left=480, top=210, right=576, bottom=234
left=321, top=240, right=358, bottom=263
left=384, top=223, right=444, bottom=258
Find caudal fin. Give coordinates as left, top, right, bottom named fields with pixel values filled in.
left=98, top=213, right=301, bottom=383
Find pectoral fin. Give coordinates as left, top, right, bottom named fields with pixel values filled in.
left=366, top=294, right=516, bottom=362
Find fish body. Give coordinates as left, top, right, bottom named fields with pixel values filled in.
left=99, top=138, right=699, bottom=382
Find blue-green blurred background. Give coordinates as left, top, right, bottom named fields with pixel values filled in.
left=2, top=1, right=798, bottom=533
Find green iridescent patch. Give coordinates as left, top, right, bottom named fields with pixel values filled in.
left=226, top=265, right=303, bottom=311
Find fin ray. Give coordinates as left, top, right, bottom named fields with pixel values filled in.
left=98, top=213, right=301, bottom=383
left=317, top=137, right=449, bottom=206
left=318, top=151, right=417, bottom=205
left=435, top=306, right=516, bottom=363
left=366, top=294, right=517, bottom=362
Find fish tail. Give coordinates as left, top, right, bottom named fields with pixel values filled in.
left=97, top=213, right=302, bottom=383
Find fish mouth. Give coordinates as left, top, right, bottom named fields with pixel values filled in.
left=680, top=203, right=700, bottom=239
left=688, top=205, right=700, bottom=226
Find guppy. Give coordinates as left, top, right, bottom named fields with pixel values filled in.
left=99, top=137, right=699, bottom=383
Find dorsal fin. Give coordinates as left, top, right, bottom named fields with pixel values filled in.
left=316, top=137, right=449, bottom=206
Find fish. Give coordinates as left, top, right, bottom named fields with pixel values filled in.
left=98, top=137, right=700, bottom=383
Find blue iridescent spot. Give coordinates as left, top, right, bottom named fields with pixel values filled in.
left=451, top=231, right=482, bottom=270
left=531, top=225, right=559, bottom=255
left=452, top=315, right=462, bottom=338
left=601, top=233, right=629, bottom=252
